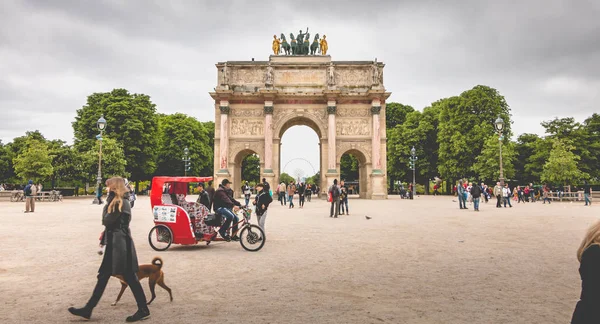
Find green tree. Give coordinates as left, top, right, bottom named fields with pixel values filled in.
left=0, top=141, right=12, bottom=182
left=386, top=102, right=415, bottom=129
left=541, top=139, right=588, bottom=185
left=340, top=153, right=359, bottom=181
left=437, top=85, right=511, bottom=182
left=386, top=102, right=417, bottom=189
left=472, top=134, right=516, bottom=182
left=13, top=139, right=54, bottom=182
left=47, top=140, right=84, bottom=187
left=279, top=172, right=294, bottom=185
left=82, top=137, right=129, bottom=182
left=73, top=89, right=159, bottom=182
left=514, top=133, right=540, bottom=183
left=241, top=154, right=260, bottom=183
left=305, top=171, right=320, bottom=186
left=155, top=113, right=213, bottom=176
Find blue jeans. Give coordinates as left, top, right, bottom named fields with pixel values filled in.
left=459, top=194, right=466, bottom=209
left=340, top=198, right=349, bottom=214
left=473, top=197, right=480, bottom=210
left=244, top=196, right=250, bottom=207
left=503, top=197, right=512, bottom=207
left=289, top=195, right=294, bottom=207
left=216, top=207, right=239, bottom=236
left=585, top=193, right=591, bottom=205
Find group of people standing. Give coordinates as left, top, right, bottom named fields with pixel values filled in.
left=456, top=181, right=559, bottom=211
left=328, top=179, right=349, bottom=218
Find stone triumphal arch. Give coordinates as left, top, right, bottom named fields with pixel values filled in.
left=210, top=55, right=390, bottom=199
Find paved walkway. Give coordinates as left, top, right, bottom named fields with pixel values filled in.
left=0, top=196, right=596, bottom=323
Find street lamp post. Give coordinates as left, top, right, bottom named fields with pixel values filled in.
left=409, top=146, right=418, bottom=199
left=494, top=116, right=505, bottom=187
left=93, top=115, right=107, bottom=204
left=182, top=147, right=190, bottom=176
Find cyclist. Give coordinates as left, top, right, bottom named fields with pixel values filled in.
left=213, top=179, right=242, bottom=241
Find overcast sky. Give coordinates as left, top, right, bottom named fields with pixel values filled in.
left=1, top=0, right=599, bottom=177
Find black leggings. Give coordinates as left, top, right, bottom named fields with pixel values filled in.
left=299, top=195, right=305, bottom=207
left=87, top=271, right=147, bottom=309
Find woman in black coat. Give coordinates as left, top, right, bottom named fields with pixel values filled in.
left=69, top=177, right=149, bottom=322
left=572, top=221, right=600, bottom=323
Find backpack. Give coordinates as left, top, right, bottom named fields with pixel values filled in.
left=24, top=185, right=32, bottom=196
left=329, top=185, right=340, bottom=199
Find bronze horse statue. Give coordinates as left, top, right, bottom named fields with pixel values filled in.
left=310, top=33, right=320, bottom=55
left=290, top=33, right=298, bottom=55
left=280, top=33, right=291, bottom=55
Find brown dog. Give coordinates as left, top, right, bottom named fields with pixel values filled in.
left=111, top=257, right=173, bottom=306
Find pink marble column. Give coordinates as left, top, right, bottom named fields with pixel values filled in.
left=218, top=102, right=229, bottom=171
left=371, top=100, right=382, bottom=171
left=327, top=103, right=337, bottom=171
left=263, top=102, right=274, bottom=172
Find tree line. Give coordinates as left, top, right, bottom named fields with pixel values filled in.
left=2, top=86, right=597, bottom=194
left=0, top=89, right=214, bottom=190
left=386, top=85, right=600, bottom=193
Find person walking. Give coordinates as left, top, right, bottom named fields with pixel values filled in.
left=529, top=183, right=536, bottom=202
left=24, top=180, right=37, bottom=213
left=340, top=180, right=349, bottom=215
left=278, top=182, right=287, bottom=206
left=206, top=181, right=216, bottom=212
left=542, top=185, right=551, bottom=204
left=97, top=183, right=104, bottom=205
left=517, top=186, right=525, bottom=203
left=494, top=182, right=503, bottom=208
left=306, top=184, right=312, bottom=202
left=329, top=179, right=341, bottom=218
left=457, top=180, right=467, bottom=209
left=287, top=181, right=296, bottom=209
left=502, top=184, right=513, bottom=208
left=241, top=181, right=251, bottom=207
left=253, top=183, right=272, bottom=232
left=571, top=220, right=600, bottom=323
left=470, top=181, right=482, bottom=211
left=481, top=183, right=489, bottom=203
left=584, top=180, right=592, bottom=206
left=297, top=182, right=306, bottom=208
left=68, top=177, right=149, bottom=322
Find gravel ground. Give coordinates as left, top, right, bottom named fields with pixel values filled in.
left=0, top=195, right=596, bottom=324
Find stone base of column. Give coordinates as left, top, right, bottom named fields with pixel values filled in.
left=370, top=172, right=386, bottom=200
left=214, top=169, right=231, bottom=188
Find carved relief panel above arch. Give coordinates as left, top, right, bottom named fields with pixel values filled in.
left=336, top=141, right=372, bottom=164
left=272, top=108, right=328, bottom=139
left=229, top=142, right=264, bottom=165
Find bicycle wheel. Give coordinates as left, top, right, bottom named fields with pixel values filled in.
left=148, top=225, right=172, bottom=251
left=239, top=224, right=265, bottom=252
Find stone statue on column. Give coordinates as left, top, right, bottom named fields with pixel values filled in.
left=327, top=62, right=336, bottom=88
left=371, top=59, right=379, bottom=86
left=220, top=63, right=229, bottom=89
left=265, top=63, right=274, bottom=87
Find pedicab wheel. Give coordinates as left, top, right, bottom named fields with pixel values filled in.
left=239, top=224, right=265, bottom=252
left=148, top=225, right=172, bottom=251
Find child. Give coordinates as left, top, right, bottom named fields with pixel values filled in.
left=252, top=183, right=272, bottom=232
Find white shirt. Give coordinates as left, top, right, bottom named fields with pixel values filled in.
left=502, top=187, right=510, bottom=197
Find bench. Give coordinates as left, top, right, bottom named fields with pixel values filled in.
left=0, top=191, right=14, bottom=201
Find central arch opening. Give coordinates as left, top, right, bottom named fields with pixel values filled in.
left=277, top=116, right=323, bottom=201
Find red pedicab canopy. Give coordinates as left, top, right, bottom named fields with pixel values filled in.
left=150, top=176, right=213, bottom=208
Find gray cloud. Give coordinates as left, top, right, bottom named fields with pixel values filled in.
left=1, top=0, right=599, bottom=174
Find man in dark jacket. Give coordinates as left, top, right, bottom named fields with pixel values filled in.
left=213, top=179, right=241, bottom=241
left=196, top=183, right=210, bottom=210
left=329, top=179, right=341, bottom=218
left=470, top=182, right=482, bottom=211
left=253, top=183, right=273, bottom=232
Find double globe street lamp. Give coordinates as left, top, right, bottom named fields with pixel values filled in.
left=494, top=116, right=505, bottom=187
left=409, top=146, right=418, bottom=199
left=93, top=115, right=107, bottom=204
left=182, top=147, right=191, bottom=176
